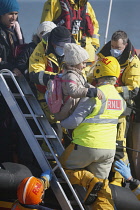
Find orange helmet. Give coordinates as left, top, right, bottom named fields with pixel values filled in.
left=17, top=176, right=44, bottom=205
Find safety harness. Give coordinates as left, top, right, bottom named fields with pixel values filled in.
left=54, top=0, right=94, bottom=37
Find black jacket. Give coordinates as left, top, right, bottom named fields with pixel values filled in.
left=0, top=23, right=24, bottom=71
left=15, top=34, right=40, bottom=74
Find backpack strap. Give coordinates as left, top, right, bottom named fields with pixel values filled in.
left=53, top=76, right=77, bottom=104
left=54, top=75, right=77, bottom=85
left=61, top=79, right=77, bottom=84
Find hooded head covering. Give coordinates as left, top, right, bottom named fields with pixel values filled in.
left=50, top=26, right=71, bottom=47
left=64, top=43, right=89, bottom=65
left=0, top=0, right=19, bottom=15
left=37, top=21, right=57, bottom=39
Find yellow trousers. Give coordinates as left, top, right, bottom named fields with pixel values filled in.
left=59, top=144, right=115, bottom=209
left=110, top=116, right=129, bottom=186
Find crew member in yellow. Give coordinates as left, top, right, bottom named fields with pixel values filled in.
left=97, top=30, right=140, bottom=186
left=29, top=26, right=72, bottom=139
left=40, top=0, right=100, bottom=75
left=59, top=56, right=126, bottom=208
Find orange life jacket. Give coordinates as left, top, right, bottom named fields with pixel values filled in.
left=54, top=0, right=94, bottom=37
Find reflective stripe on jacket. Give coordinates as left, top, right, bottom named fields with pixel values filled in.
left=72, top=84, right=126, bottom=149
left=29, top=41, right=61, bottom=93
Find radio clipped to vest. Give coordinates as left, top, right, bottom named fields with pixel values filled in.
left=72, top=20, right=81, bottom=35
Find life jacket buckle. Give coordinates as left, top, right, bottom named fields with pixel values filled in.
left=80, top=36, right=86, bottom=48
left=72, top=20, right=81, bottom=34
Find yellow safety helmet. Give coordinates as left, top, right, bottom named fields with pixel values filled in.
left=93, top=56, right=120, bottom=79
left=17, top=176, right=44, bottom=205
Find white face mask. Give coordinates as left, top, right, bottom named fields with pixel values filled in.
left=110, top=49, right=123, bottom=58
left=54, top=46, right=64, bottom=56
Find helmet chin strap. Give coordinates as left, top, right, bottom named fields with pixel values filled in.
left=19, top=203, right=52, bottom=210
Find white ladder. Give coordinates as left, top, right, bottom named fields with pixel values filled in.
left=0, top=69, right=89, bottom=210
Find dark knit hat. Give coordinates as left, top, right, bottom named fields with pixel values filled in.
left=51, top=26, right=71, bottom=47
left=0, top=0, right=19, bottom=16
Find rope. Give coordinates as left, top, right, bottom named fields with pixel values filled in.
left=116, top=143, right=140, bottom=153
left=66, top=131, right=140, bottom=153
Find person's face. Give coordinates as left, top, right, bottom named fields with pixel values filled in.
left=75, top=61, right=87, bottom=71
left=111, top=38, right=127, bottom=51
left=1, top=12, right=18, bottom=27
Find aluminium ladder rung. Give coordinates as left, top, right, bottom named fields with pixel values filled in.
left=13, top=93, right=34, bottom=98
left=35, top=135, right=56, bottom=139
left=0, top=70, right=86, bottom=210
left=23, top=114, right=44, bottom=119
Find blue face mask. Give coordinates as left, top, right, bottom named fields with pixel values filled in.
left=54, top=46, right=64, bottom=56
left=110, top=49, right=123, bottom=58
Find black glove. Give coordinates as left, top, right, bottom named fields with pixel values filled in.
left=86, top=88, right=97, bottom=98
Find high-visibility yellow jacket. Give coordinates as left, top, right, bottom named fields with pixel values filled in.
left=29, top=41, right=60, bottom=75
left=72, top=84, right=126, bottom=149
left=40, top=0, right=100, bottom=62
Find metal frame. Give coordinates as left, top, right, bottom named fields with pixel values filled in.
left=0, top=70, right=88, bottom=210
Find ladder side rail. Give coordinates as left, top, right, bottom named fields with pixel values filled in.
left=0, top=71, right=85, bottom=210
left=16, top=76, right=65, bottom=155
left=0, top=72, right=63, bottom=175
left=0, top=70, right=63, bottom=155
left=15, top=77, right=64, bottom=157
left=1, top=70, right=64, bottom=156
left=0, top=74, right=77, bottom=210
left=15, top=73, right=88, bottom=210
left=0, top=73, right=54, bottom=170
left=15, top=76, right=86, bottom=209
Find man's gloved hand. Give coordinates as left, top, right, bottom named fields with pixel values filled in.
left=97, top=89, right=103, bottom=100
left=114, top=160, right=132, bottom=180
left=40, top=169, right=52, bottom=190
left=41, top=169, right=52, bottom=182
